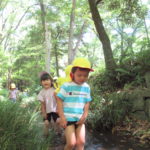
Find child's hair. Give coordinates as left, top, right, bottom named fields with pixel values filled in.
left=71, top=67, right=90, bottom=74
left=40, top=73, right=54, bottom=87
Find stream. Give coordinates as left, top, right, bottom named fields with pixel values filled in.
left=85, top=131, right=150, bottom=150
left=50, top=129, right=150, bottom=150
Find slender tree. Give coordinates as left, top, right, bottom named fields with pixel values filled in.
left=68, top=0, right=86, bottom=64
left=88, top=0, right=117, bottom=71
left=39, top=0, right=51, bottom=73
left=68, top=0, right=76, bottom=64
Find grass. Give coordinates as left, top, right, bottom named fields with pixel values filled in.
left=0, top=99, right=52, bottom=150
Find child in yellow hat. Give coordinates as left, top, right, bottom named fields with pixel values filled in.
left=8, top=83, right=19, bottom=103
left=56, top=58, right=93, bottom=150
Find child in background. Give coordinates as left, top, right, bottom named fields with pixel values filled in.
left=55, top=65, right=72, bottom=93
left=8, top=83, right=19, bottom=103
left=37, top=72, right=59, bottom=137
left=56, top=58, right=93, bottom=150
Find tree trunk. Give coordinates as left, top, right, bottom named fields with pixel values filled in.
left=88, top=0, right=117, bottom=71
left=39, top=0, right=51, bottom=73
left=45, top=24, right=51, bottom=73
left=120, top=22, right=124, bottom=64
left=68, top=0, right=76, bottom=64
left=143, top=17, right=150, bottom=45
left=54, top=44, right=59, bottom=77
left=7, top=68, right=12, bottom=89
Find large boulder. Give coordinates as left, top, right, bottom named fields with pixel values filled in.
left=115, top=88, right=150, bottom=121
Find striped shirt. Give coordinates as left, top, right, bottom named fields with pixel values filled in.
left=57, top=82, right=92, bottom=121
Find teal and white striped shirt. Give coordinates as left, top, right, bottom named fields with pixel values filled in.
left=57, top=81, right=92, bottom=121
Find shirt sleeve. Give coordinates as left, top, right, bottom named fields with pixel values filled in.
left=57, top=84, right=67, bottom=101
left=86, top=86, right=92, bottom=102
left=37, top=90, right=44, bottom=102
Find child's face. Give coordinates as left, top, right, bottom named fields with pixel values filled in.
left=41, top=79, right=51, bottom=89
left=73, top=68, right=89, bottom=85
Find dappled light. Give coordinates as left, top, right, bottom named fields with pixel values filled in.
left=0, top=0, right=150, bottom=150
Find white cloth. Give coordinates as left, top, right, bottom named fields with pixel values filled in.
left=37, top=87, right=57, bottom=113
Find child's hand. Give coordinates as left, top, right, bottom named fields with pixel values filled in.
left=42, top=113, right=47, bottom=119
left=60, top=117, right=67, bottom=128
left=76, top=115, right=86, bottom=125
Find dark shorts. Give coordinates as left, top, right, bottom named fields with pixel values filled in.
left=46, top=112, right=59, bottom=122
left=67, top=121, right=78, bottom=129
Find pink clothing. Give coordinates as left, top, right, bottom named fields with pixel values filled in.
left=37, top=87, right=57, bottom=113
left=9, top=89, right=18, bottom=99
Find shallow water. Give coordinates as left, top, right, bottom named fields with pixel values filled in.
left=85, top=131, right=150, bottom=150
left=51, top=130, right=150, bottom=150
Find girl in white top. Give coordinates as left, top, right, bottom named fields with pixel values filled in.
left=37, top=72, right=59, bottom=136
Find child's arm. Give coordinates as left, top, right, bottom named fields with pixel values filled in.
left=56, top=96, right=67, bottom=128
left=76, top=102, right=90, bottom=125
left=54, top=92, right=59, bottom=113
left=41, top=101, right=47, bottom=120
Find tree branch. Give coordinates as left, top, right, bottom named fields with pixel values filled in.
left=1, top=4, right=37, bottom=49
left=73, top=21, right=87, bottom=55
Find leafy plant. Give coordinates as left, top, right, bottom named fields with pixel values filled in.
left=0, top=100, right=51, bottom=150
left=87, top=83, right=133, bottom=131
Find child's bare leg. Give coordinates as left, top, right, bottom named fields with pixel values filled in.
left=64, top=125, right=76, bottom=150
left=54, top=118, right=62, bottom=134
left=44, top=120, right=50, bottom=136
left=75, top=124, right=85, bottom=150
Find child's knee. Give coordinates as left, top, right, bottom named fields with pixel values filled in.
left=66, top=142, right=76, bottom=149
left=76, top=139, right=85, bottom=146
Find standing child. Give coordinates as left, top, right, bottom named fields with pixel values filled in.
left=57, top=58, right=93, bottom=150
left=8, top=83, right=19, bottom=103
left=37, top=72, right=59, bottom=137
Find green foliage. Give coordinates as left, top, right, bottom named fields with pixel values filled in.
left=89, top=49, right=150, bottom=93
left=87, top=91, right=133, bottom=131
left=104, top=0, right=148, bottom=24
left=0, top=88, right=8, bottom=97
left=118, top=49, right=150, bottom=87
left=0, top=100, right=51, bottom=150
left=88, top=49, right=150, bottom=130
left=89, top=69, right=118, bottom=92
left=0, top=50, right=10, bottom=81
left=135, top=49, right=150, bottom=71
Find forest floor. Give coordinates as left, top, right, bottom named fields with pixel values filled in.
left=112, top=116, right=150, bottom=149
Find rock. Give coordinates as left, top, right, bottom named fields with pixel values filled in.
left=145, top=98, right=150, bottom=121
left=130, top=89, right=144, bottom=112
left=111, top=88, right=150, bottom=121
left=131, top=111, right=148, bottom=120
left=145, top=72, right=150, bottom=88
